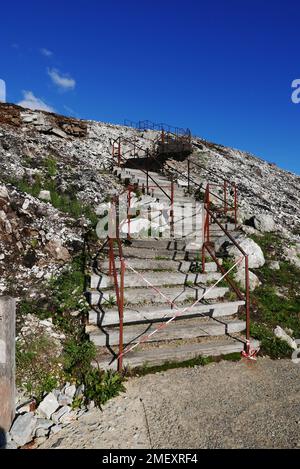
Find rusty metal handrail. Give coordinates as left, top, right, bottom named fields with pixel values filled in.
left=202, top=203, right=250, bottom=350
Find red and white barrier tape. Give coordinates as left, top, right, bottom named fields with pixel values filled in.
left=116, top=255, right=244, bottom=359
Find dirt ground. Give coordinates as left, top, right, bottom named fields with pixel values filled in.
left=40, top=357, right=300, bottom=449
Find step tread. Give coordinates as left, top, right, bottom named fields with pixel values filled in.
left=88, top=318, right=246, bottom=346
left=90, top=270, right=221, bottom=289
left=95, top=336, right=259, bottom=370
left=87, top=284, right=229, bottom=305
left=88, top=300, right=245, bottom=326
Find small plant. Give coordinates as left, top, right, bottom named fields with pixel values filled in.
left=103, top=294, right=117, bottom=307
left=43, top=156, right=57, bottom=177
left=83, top=369, right=125, bottom=408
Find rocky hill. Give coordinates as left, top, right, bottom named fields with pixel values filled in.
left=0, top=102, right=299, bottom=298
left=1, top=102, right=300, bottom=449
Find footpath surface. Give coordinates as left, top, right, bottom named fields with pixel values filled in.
left=40, top=357, right=300, bottom=449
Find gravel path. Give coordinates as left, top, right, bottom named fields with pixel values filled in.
left=40, top=358, right=300, bottom=449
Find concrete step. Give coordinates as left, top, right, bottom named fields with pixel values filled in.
left=126, top=239, right=203, bottom=250
left=88, top=318, right=246, bottom=347
left=105, top=246, right=204, bottom=260
left=90, top=270, right=221, bottom=289
left=88, top=300, right=245, bottom=326
left=95, top=336, right=260, bottom=370
left=97, top=258, right=219, bottom=273
left=87, top=284, right=229, bottom=306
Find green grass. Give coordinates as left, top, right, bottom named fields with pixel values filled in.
left=9, top=174, right=98, bottom=226
left=16, top=254, right=125, bottom=405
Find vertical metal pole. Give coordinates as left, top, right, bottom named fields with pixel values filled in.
left=206, top=184, right=210, bottom=244
left=187, top=159, right=190, bottom=193
left=245, top=255, right=250, bottom=351
left=234, top=183, right=238, bottom=228
left=170, top=178, right=174, bottom=238
left=118, top=258, right=125, bottom=372
left=146, top=170, right=149, bottom=194
left=127, top=187, right=131, bottom=240
left=118, top=137, right=121, bottom=167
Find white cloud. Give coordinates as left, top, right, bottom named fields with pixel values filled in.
left=40, top=48, right=53, bottom=57
left=18, top=90, right=55, bottom=112
left=0, top=79, right=6, bottom=102
left=47, top=68, right=76, bottom=91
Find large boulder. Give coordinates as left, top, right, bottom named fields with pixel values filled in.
left=10, top=412, right=37, bottom=447
left=215, top=234, right=265, bottom=269
left=253, top=214, right=276, bottom=233
left=234, top=267, right=261, bottom=291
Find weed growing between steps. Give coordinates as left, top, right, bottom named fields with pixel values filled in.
left=129, top=352, right=241, bottom=377
left=16, top=254, right=125, bottom=406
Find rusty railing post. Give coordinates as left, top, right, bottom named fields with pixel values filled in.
left=170, top=177, right=174, bottom=238
left=118, top=137, right=121, bottom=167
left=245, top=254, right=250, bottom=353
left=146, top=169, right=149, bottom=194
left=118, top=258, right=125, bottom=372
left=127, top=186, right=131, bottom=240
left=234, top=183, right=238, bottom=228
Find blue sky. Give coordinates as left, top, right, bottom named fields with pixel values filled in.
left=1, top=0, right=300, bottom=174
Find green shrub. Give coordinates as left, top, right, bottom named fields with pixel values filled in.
left=83, top=369, right=125, bottom=408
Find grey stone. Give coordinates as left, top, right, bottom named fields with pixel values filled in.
left=51, top=405, right=71, bottom=423
left=50, top=424, right=62, bottom=435
left=274, top=326, right=297, bottom=350
left=74, top=384, right=85, bottom=399
left=38, top=190, right=51, bottom=201
left=57, top=392, right=73, bottom=406
left=64, top=384, right=76, bottom=399
left=216, top=234, right=265, bottom=269
left=37, top=392, right=59, bottom=419
left=35, top=418, right=54, bottom=431
left=50, top=127, right=67, bottom=138
left=253, top=214, right=276, bottom=233
left=10, top=412, right=37, bottom=447
left=268, top=260, right=280, bottom=270
left=234, top=267, right=261, bottom=291
left=35, top=427, right=50, bottom=438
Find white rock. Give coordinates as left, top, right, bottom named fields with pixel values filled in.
left=37, top=392, right=59, bottom=419
left=22, top=199, right=30, bottom=210
left=253, top=214, right=276, bottom=232
left=268, top=260, right=280, bottom=270
left=38, top=190, right=51, bottom=201
left=51, top=405, right=71, bottom=423
left=234, top=267, right=261, bottom=291
left=216, top=234, right=265, bottom=269
left=64, top=384, right=76, bottom=399
left=0, top=185, right=9, bottom=199
left=10, top=412, right=37, bottom=447
left=274, top=326, right=297, bottom=350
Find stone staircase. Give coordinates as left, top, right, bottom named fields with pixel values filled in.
left=86, top=167, right=257, bottom=370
